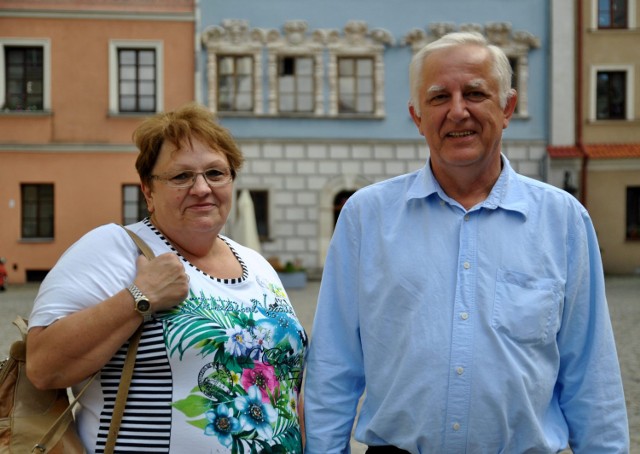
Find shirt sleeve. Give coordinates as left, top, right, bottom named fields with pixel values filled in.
left=556, top=207, right=630, bottom=452
left=303, top=200, right=366, bottom=453
left=29, top=223, right=139, bottom=328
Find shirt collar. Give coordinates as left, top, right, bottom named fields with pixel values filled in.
left=406, top=154, right=529, bottom=219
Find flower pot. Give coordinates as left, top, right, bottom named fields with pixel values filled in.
left=277, top=271, right=307, bottom=289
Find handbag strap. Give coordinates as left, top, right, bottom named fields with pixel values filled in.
left=32, top=373, right=97, bottom=453
left=103, top=226, right=156, bottom=454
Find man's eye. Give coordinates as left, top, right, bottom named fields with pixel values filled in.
left=170, top=172, right=194, bottom=182
left=429, top=94, right=448, bottom=104
left=467, top=91, right=486, bottom=100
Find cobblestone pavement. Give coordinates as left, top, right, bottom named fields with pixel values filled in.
left=2, top=276, right=638, bottom=452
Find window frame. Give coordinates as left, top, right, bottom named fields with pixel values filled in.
left=0, top=38, right=51, bottom=112
left=336, top=56, right=376, bottom=115
left=236, top=188, right=272, bottom=242
left=276, top=54, right=316, bottom=114
left=597, top=0, right=629, bottom=29
left=592, top=0, right=637, bottom=29
left=626, top=186, right=640, bottom=241
left=590, top=65, right=635, bottom=121
left=21, top=183, right=54, bottom=240
left=122, top=184, right=149, bottom=225
left=216, top=54, right=255, bottom=113
left=109, top=40, right=163, bottom=115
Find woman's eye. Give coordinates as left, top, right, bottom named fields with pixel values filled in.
left=171, top=172, right=193, bottom=182
left=205, top=169, right=224, bottom=178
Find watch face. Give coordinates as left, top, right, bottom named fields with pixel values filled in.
left=137, top=299, right=151, bottom=312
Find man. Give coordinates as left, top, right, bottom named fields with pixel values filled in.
left=303, top=32, right=629, bottom=453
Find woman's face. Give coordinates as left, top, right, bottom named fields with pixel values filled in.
left=141, top=136, right=233, bottom=238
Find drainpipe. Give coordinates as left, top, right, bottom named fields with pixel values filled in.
left=576, top=0, right=588, bottom=207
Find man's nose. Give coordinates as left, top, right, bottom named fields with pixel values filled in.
left=447, top=94, right=469, bottom=121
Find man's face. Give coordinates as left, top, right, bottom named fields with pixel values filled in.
left=410, top=44, right=517, bottom=176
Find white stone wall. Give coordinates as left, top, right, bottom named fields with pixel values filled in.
left=231, top=139, right=547, bottom=273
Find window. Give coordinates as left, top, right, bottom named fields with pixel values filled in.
left=21, top=184, right=54, bottom=239
left=627, top=187, right=640, bottom=240
left=122, top=185, right=149, bottom=225
left=278, top=56, right=314, bottom=113
left=338, top=57, right=374, bottom=114
left=118, top=49, right=156, bottom=112
left=598, top=0, right=628, bottom=28
left=333, top=190, right=355, bottom=226
left=596, top=70, right=626, bottom=119
left=0, top=39, right=51, bottom=112
left=237, top=189, right=270, bottom=241
left=4, top=47, right=43, bottom=111
left=217, top=55, right=254, bottom=112
left=109, top=41, right=163, bottom=114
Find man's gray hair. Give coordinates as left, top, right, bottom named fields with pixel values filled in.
left=409, top=31, right=515, bottom=116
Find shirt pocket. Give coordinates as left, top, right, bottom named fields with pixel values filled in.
left=491, top=269, right=562, bottom=345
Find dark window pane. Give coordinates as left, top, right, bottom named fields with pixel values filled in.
left=21, top=184, right=54, bottom=238
left=237, top=189, right=270, bottom=241
left=596, top=71, right=626, bottom=120
left=4, top=46, right=44, bottom=110
left=626, top=187, right=640, bottom=240
left=122, top=185, right=149, bottom=224
left=599, top=0, right=628, bottom=28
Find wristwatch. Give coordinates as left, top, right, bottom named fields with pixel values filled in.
left=127, top=284, right=153, bottom=322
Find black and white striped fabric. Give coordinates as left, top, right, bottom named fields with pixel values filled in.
left=95, top=321, right=172, bottom=453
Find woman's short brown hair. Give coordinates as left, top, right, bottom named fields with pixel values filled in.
left=133, top=102, right=244, bottom=186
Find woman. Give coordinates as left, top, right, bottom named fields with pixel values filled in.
left=27, top=103, right=307, bottom=453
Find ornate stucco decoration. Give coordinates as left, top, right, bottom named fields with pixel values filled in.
left=403, top=22, right=540, bottom=117
left=325, top=21, right=394, bottom=117
left=201, top=19, right=274, bottom=114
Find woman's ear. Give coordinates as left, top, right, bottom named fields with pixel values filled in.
left=141, top=182, right=154, bottom=214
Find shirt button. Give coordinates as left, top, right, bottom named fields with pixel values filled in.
left=456, top=367, right=464, bottom=375
left=460, top=312, right=469, bottom=320
left=464, top=214, right=470, bottom=221
left=453, top=422, right=461, bottom=431
left=440, top=200, right=445, bottom=206
left=463, top=261, right=470, bottom=269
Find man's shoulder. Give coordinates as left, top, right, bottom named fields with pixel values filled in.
left=352, top=168, right=423, bottom=201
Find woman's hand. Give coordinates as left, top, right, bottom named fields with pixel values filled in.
left=132, top=253, right=189, bottom=312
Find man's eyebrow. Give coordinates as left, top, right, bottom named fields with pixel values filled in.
left=426, top=84, right=445, bottom=94
left=465, top=79, right=486, bottom=90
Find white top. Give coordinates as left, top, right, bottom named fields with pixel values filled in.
left=30, top=220, right=307, bottom=453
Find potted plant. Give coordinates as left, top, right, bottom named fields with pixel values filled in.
left=268, top=257, right=307, bottom=289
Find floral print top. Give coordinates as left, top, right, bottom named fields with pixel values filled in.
left=158, top=237, right=307, bottom=453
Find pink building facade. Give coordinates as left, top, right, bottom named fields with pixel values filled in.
left=0, top=0, right=196, bottom=283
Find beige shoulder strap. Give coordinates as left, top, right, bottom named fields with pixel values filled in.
left=103, top=225, right=156, bottom=454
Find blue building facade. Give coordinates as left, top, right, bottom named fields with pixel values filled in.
left=198, top=0, right=548, bottom=272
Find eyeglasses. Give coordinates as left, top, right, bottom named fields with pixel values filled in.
left=151, top=168, right=233, bottom=188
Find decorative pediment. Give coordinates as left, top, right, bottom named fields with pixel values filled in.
left=403, top=22, right=540, bottom=53
left=201, top=19, right=274, bottom=50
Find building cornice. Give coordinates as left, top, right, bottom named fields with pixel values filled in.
left=0, top=9, right=195, bottom=21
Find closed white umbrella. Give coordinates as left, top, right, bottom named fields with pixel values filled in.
left=234, top=189, right=262, bottom=253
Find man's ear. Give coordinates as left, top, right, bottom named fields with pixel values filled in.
left=502, top=90, right=518, bottom=129
left=408, top=103, right=423, bottom=132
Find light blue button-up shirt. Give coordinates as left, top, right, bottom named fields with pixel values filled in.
left=304, top=157, right=629, bottom=453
